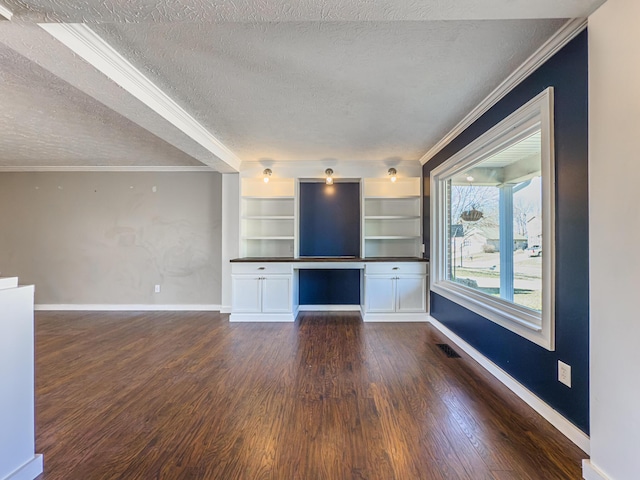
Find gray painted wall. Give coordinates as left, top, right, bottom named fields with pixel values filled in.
left=0, top=171, right=222, bottom=305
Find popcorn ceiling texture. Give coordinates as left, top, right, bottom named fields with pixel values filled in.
left=0, top=43, right=205, bottom=167
left=2, top=0, right=604, bottom=22
left=0, top=0, right=603, bottom=169
left=92, top=20, right=565, bottom=163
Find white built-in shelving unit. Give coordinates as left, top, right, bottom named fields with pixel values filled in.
left=362, top=178, right=422, bottom=258
left=240, top=178, right=296, bottom=258
left=240, top=175, right=422, bottom=259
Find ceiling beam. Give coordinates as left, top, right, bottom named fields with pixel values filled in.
left=39, top=23, right=241, bottom=172
left=0, top=21, right=241, bottom=172
left=0, top=2, right=12, bottom=20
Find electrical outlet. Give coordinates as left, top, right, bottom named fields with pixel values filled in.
left=154, top=284, right=161, bottom=294
left=558, top=360, right=571, bottom=388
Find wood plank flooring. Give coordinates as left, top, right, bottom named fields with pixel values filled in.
left=33, top=311, right=586, bottom=479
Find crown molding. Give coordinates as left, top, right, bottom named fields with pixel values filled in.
left=420, top=17, right=588, bottom=165
left=39, top=23, right=242, bottom=172
left=0, top=2, right=12, bottom=20
left=0, top=165, right=214, bottom=172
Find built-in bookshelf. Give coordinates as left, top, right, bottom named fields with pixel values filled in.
left=240, top=178, right=296, bottom=258
left=362, top=178, right=421, bottom=257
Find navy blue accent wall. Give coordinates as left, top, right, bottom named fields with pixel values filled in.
left=423, top=32, right=590, bottom=433
left=299, top=182, right=360, bottom=257
left=299, top=269, right=360, bottom=305
left=299, top=182, right=361, bottom=304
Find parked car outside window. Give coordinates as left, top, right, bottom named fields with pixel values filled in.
left=529, top=245, right=542, bottom=257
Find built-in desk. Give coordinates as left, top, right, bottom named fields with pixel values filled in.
left=230, top=257, right=429, bottom=322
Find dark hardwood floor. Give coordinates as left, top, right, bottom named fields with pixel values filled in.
left=34, top=311, right=585, bottom=479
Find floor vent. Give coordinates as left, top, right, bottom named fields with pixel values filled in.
left=436, top=343, right=461, bottom=358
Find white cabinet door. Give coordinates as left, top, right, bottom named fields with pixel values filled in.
left=261, top=276, right=292, bottom=313
left=365, top=276, right=396, bottom=312
left=231, top=276, right=262, bottom=313
left=396, top=275, right=426, bottom=313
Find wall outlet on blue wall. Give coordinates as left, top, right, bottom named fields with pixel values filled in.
left=558, top=361, right=572, bottom=388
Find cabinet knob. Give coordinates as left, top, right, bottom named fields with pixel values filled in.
left=258, top=267, right=266, bottom=270
left=392, top=267, right=399, bottom=270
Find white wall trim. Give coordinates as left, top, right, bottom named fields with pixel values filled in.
left=4, top=454, right=43, bottom=480
left=0, top=166, right=214, bottom=172
left=0, top=2, right=13, bottom=21
left=298, top=304, right=361, bottom=311
left=427, top=315, right=590, bottom=454
left=363, top=313, right=429, bottom=322
left=582, top=460, right=610, bottom=480
left=419, top=17, right=587, bottom=166
left=35, top=304, right=221, bottom=312
left=229, top=313, right=295, bottom=322
left=39, top=23, right=242, bottom=172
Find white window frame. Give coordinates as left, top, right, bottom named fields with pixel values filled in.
left=430, top=88, right=555, bottom=350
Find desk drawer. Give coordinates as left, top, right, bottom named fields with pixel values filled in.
left=232, top=263, right=292, bottom=275
left=365, top=262, right=427, bottom=275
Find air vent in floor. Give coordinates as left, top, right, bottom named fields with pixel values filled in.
left=436, top=343, right=461, bottom=358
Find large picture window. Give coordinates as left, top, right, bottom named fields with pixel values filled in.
left=431, top=88, right=555, bottom=350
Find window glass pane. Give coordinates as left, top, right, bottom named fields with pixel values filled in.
left=513, top=177, right=542, bottom=311
left=449, top=182, right=500, bottom=293
left=447, top=130, right=542, bottom=312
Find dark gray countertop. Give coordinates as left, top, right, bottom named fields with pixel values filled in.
left=230, top=257, right=428, bottom=263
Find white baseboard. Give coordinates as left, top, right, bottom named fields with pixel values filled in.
left=4, top=454, right=43, bottom=480
left=363, top=313, right=429, bottom=322
left=229, top=312, right=296, bottom=322
left=427, top=315, right=590, bottom=454
left=219, top=306, right=232, bottom=314
left=298, top=305, right=361, bottom=312
left=35, top=304, right=221, bottom=312
left=582, top=460, right=609, bottom=480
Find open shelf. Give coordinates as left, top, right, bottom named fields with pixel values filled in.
left=240, top=178, right=297, bottom=258
left=363, top=178, right=422, bottom=258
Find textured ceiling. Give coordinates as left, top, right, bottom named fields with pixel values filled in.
left=92, top=20, right=565, bottom=163
left=0, top=0, right=605, bottom=170
left=2, top=0, right=604, bottom=22
left=0, top=43, right=204, bottom=167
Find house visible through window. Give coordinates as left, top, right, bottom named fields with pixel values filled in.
left=448, top=132, right=543, bottom=312
left=431, top=88, right=555, bottom=350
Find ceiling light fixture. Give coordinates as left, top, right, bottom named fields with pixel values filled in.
left=263, top=168, right=272, bottom=183
left=466, top=174, right=474, bottom=182
left=325, top=168, right=334, bottom=185
left=388, top=168, right=397, bottom=182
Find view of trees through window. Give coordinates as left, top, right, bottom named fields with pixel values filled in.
left=447, top=131, right=543, bottom=312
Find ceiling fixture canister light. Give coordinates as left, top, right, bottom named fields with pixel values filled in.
left=263, top=168, right=272, bottom=183
left=325, top=168, right=334, bottom=185
left=388, top=168, right=397, bottom=182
